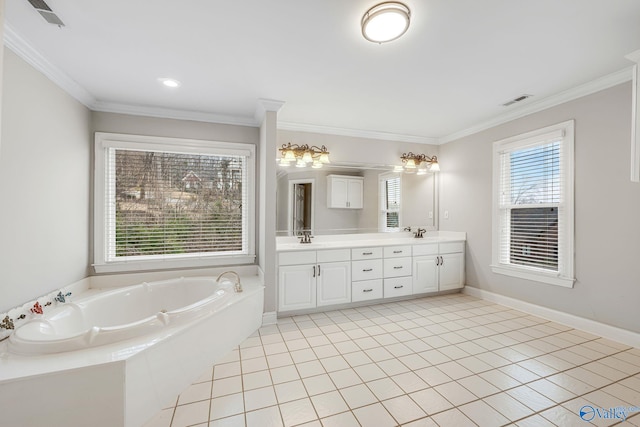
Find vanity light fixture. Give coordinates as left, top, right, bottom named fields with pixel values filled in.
left=400, top=152, right=439, bottom=174
left=362, top=2, right=411, bottom=43
left=279, top=143, right=331, bottom=168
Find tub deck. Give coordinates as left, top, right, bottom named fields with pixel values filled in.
left=0, top=272, right=264, bottom=427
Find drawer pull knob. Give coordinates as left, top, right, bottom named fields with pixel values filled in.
left=394, top=285, right=404, bottom=289
left=362, top=252, right=373, bottom=255
left=363, top=268, right=373, bottom=272
left=363, top=289, right=373, bottom=293
left=393, top=250, right=402, bottom=254
left=393, top=266, right=403, bottom=269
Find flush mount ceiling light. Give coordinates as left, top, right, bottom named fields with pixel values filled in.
left=362, top=2, right=411, bottom=43
left=158, top=78, right=181, bottom=88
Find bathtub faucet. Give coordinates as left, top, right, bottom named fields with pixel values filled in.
left=216, top=271, right=243, bottom=293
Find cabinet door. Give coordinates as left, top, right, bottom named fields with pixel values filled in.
left=328, top=177, right=348, bottom=208
left=347, top=179, right=364, bottom=209
left=317, top=261, right=351, bottom=306
left=439, top=252, right=465, bottom=291
left=278, top=265, right=316, bottom=311
left=413, top=256, right=438, bottom=294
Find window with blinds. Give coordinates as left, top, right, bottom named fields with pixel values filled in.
left=492, top=121, right=575, bottom=287
left=94, top=133, right=255, bottom=272
left=380, top=174, right=401, bottom=232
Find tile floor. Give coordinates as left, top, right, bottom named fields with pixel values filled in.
left=144, top=293, right=640, bottom=426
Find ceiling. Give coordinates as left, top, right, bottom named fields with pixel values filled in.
left=5, top=0, right=640, bottom=143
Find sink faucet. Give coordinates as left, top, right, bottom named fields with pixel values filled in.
left=299, top=231, right=313, bottom=244
left=216, top=271, right=243, bottom=293
left=414, top=228, right=426, bottom=238
left=403, top=226, right=412, bottom=232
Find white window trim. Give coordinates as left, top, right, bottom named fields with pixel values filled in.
left=379, top=172, right=402, bottom=232
left=93, top=132, right=256, bottom=273
left=491, top=120, right=575, bottom=288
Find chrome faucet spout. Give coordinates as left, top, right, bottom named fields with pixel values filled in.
left=216, top=271, right=243, bottom=293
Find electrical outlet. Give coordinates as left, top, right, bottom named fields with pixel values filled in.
left=444, top=210, right=449, bottom=219
left=428, top=211, right=433, bottom=219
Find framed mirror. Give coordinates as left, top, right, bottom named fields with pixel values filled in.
left=276, top=162, right=437, bottom=236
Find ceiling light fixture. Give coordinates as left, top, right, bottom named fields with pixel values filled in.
left=158, top=78, right=181, bottom=88
left=400, top=152, right=439, bottom=174
left=362, top=2, right=411, bottom=43
left=279, top=143, right=331, bottom=169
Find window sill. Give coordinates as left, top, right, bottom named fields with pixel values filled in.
left=93, top=254, right=256, bottom=274
left=491, top=264, right=575, bottom=288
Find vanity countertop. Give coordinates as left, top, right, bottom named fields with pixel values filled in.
left=276, top=232, right=466, bottom=252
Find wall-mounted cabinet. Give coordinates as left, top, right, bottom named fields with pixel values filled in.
left=327, top=175, right=364, bottom=209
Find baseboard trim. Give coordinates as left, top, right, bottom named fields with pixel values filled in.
left=463, top=286, right=640, bottom=348
left=262, top=311, right=278, bottom=326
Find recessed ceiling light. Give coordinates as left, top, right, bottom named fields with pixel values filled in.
left=158, top=78, right=181, bottom=88
left=362, top=2, right=411, bottom=43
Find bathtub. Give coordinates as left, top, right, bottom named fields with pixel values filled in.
left=9, top=276, right=239, bottom=355
left=1, top=269, right=265, bottom=427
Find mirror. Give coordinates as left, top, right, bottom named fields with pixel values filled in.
left=276, top=163, right=436, bottom=236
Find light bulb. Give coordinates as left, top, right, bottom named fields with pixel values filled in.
left=302, top=151, right=313, bottom=163
left=430, top=161, right=440, bottom=172
left=319, top=153, right=330, bottom=164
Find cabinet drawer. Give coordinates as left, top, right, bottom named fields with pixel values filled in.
left=383, top=277, right=413, bottom=298
left=351, top=247, right=383, bottom=260
left=439, top=241, right=465, bottom=254
left=279, top=251, right=316, bottom=266
left=412, top=243, right=438, bottom=256
left=383, top=257, right=412, bottom=278
left=352, top=259, right=383, bottom=281
left=317, top=249, right=350, bottom=263
left=352, top=279, right=383, bottom=302
left=383, top=245, right=412, bottom=258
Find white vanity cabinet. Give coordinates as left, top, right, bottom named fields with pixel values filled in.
left=383, top=245, right=413, bottom=298
left=438, top=242, right=465, bottom=291
left=316, top=250, right=351, bottom=307
left=277, top=235, right=466, bottom=313
left=412, top=244, right=439, bottom=294
left=412, top=241, right=465, bottom=293
left=327, top=175, right=364, bottom=209
left=278, top=249, right=351, bottom=312
left=351, top=247, right=383, bottom=302
left=278, top=251, right=317, bottom=311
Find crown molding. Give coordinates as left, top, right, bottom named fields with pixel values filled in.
left=91, top=100, right=258, bottom=127
left=255, top=98, right=285, bottom=123
left=4, top=23, right=96, bottom=108
left=4, top=23, right=634, bottom=143
left=439, top=66, right=634, bottom=144
left=278, top=121, right=438, bottom=145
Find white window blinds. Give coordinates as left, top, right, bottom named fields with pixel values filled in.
left=380, top=174, right=401, bottom=231
left=493, top=121, right=574, bottom=287
left=105, top=148, right=248, bottom=261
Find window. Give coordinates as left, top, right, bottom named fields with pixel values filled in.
left=379, top=173, right=401, bottom=232
left=94, top=133, right=255, bottom=273
left=492, top=121, right=574, bottom=287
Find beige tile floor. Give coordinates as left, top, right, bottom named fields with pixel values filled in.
left=144, top=293, right=640, bottom=427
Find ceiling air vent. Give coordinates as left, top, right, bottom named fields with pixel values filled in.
left=502, top=94, right=533, bottom=107
left=27, top=0, right=65, bottom=27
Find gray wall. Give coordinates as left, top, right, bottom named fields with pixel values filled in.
left=439, top=82, right=640, bottom=333
left=0, top=48, right=92, bottom=312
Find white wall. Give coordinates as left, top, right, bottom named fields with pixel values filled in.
left=439, top=83, right=640, bottom=333
left=0, top=48, right=91, bottom=312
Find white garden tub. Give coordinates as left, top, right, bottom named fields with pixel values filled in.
left=9, top=276, right=237, bottom=355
